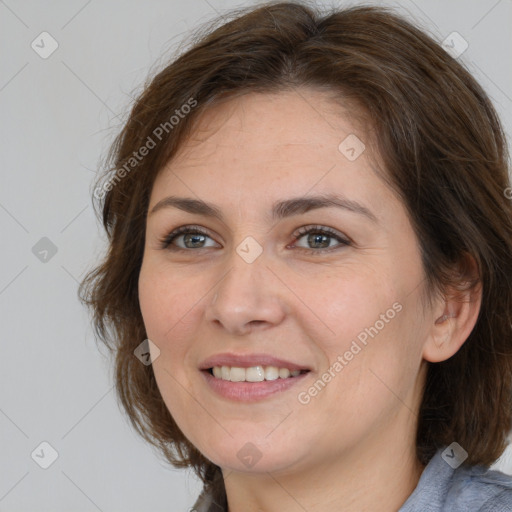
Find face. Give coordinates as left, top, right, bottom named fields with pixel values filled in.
left=138, top=89, right=431, bottom=475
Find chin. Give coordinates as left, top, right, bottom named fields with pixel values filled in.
left=203, top=439, right=309, bottom=475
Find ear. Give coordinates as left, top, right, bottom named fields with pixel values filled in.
left=422, top=253, right=482, bottom=363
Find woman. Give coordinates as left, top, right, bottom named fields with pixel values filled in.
left=80, top=2, right=512, bottom=510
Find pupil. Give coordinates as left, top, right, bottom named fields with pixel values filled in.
left=309, top=233, right=329, bottom=248
left=185, top=233, right=205, bottom=248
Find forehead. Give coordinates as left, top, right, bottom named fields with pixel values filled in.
left=172, top=89, right=364, bottom=163
left=150, top=89, right=399, bottom=228
left=157, top=90, right=375, bottom=186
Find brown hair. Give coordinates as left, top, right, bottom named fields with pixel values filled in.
left=79, top=1, right=512, bottom=505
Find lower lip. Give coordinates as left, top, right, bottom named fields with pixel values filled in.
left=201, top=370, right=310, bottom=402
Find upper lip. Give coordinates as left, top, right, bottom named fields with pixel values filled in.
left=199, top=353, right=311, bottom=371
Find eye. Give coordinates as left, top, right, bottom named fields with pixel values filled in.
left=159, top=224, right=351, bottom=253
left=290, top=225, right=351, bottom=253
left=159, top=225, right=219, bottom=250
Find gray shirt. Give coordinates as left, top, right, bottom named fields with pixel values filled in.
left=191, top=446, right=512, bottom=511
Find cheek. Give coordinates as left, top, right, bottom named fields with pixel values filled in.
left=295, top=261, right=422, bottom=403
left=138, top=263, right=201, bottom=341
left=138, top=265, right=202, bottom=421
left=292, top=262, right=401, bottom=354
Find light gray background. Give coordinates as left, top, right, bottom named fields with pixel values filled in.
left=1, top=0, right=511, bottom=510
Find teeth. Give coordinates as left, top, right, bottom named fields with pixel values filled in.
left=210, top=365, right=304, bottom=382
left=265, top=366, right=280, bottom=381
left=279, top=368, right=291, bottom=379
left=245, top=366, right=265, bottom=382
left=230, top=367, right=246, bottom=382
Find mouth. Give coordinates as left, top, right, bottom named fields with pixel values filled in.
left=200, top=366, right=311, bottom=402
left=198, top=352, right=312, bottom=401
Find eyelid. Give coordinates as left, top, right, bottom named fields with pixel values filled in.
left=289, top=225, right=352, bottom=253
left=159, top=225, right=218, bottom=249
left=291, top=224, right=351, bottom=244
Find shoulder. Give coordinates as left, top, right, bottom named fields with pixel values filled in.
left=449, top=465, right=512, bottom=512
left=400, top=446, right=512, bottom=512
left=476, top=487, right=512, bottom=512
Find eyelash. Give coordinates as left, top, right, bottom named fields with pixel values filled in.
left=158, top=224, right=351, bottom=254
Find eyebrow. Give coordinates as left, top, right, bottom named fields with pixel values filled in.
left=149, top=194, right=378, bottom=224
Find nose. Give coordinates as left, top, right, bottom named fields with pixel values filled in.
left=204, top=251, right=287, bottom=336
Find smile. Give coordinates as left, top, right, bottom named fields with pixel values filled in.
left=201, top=367, right=310, bottom=402
left=210, top=365, right=308, bottom=382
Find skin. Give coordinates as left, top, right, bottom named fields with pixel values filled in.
left=138, top=88, right=481, bottom=512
